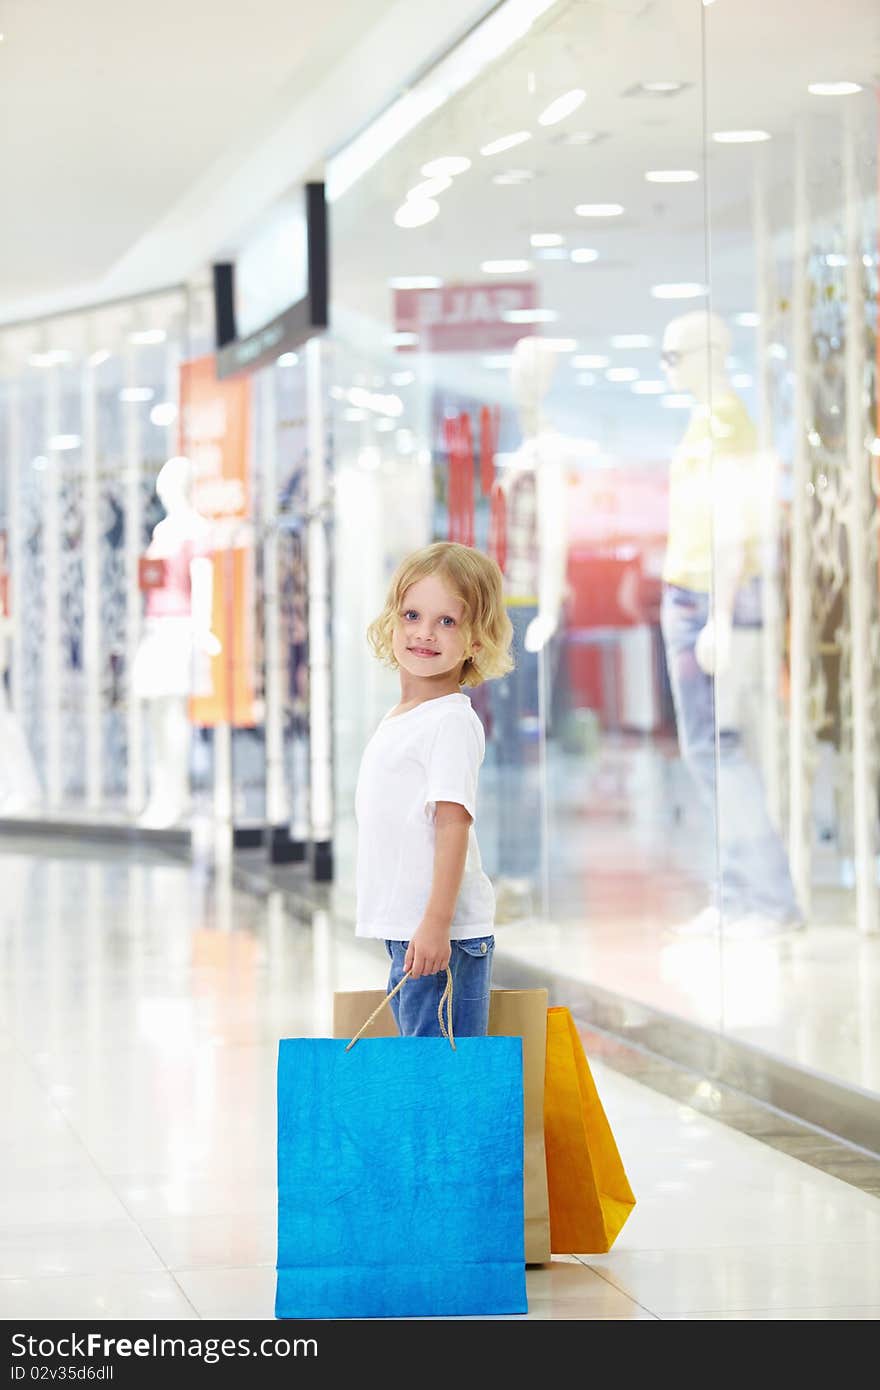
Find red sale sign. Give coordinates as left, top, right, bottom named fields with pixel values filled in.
left=393, top=282, right=537, bottom=352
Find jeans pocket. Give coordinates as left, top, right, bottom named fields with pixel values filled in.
left=455, top=935, right=495, bottom=957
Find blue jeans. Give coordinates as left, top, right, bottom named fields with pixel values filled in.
left=660, top=582, right=802, bottom=922
left=384, top=937, right=495, bottom=1037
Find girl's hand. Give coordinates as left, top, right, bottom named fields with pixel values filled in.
left=404, top=918, right=452, bottom=978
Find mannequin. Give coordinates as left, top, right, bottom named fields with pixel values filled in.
left=490, top=337, right=575, bottom=898
left=131, top=456, right=219, bottom=829
left=660, top=310, right=801, bottom=935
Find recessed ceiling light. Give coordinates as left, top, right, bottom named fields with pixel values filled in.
left=734, top=312, right=760, bottom=327
left=573, top=355, right=609, bottom=369
left=387, top=332, right=419, bottom=347
left=88, top=350, right=111, bottom=367
left=421, top=156, right=471, bottom=177
left=530, top=233, right=564, bottom=247
left=645, top=170, right=699, bottom=183
left=481, top=259, right=531, bottom=274
left=501, top=308, right=559, bottom=323
left=808, top=81, right=863, bottom=96
left=824, top=253, right=847, bottom=267
left=394, top=199, right=439, bottom=228
left=611, top=334, right=654, bottom=349
left=49, top=434, right=82, bottom=450
left=712, top=130, right=771, bottom=143
left=557, top=130, right=605, bottom=146
left=388, top=276, right=444, bottom=289
left=28, top=350, right=73, bottom=368
left=407, top=176, right=452, bottom=199
left=492, top=169, right=535, bottom=185
left=570, top=248, right=599, bottom=263
left=651, top=282, right=708, bottom=299
left=538, top=89, right=586, bottom=126
left=575, top=203, right=624, bottom=217
left=150, top=402, right=178, bottom=426
left=631, top=380, right=666, bottom=394
left=480, top=131, right=532, bottom=157
left=277, top=353, right=299, bottom=367
left=129, top=329, right=166, bottom=345
left=642, top=81, right=684, bottom=94
left=606, top=367, right=640, bottom=382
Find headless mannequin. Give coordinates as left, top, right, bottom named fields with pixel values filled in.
left=132, top=456, right=219, bottom=829
left=660, top=311, right=801, bottom=931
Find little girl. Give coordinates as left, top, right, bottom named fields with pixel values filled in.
left=355, top=541, right=514, bottom=1037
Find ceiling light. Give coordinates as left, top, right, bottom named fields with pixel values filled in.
left=501, top=308, right=559, bottom=323
left=129, top=329, right=166, bottom=345
left=573, top=355, right=609, bottom=369
left=824, top=253, right=847, bottom=267
left=421, top=156, right=471, bottom=177
left=482, top=355, right=515, bottom=369
left=606, top=367, right=639, bottom=382
left=538, top=89, right=586, bottom=126
left=49, top=435, right=81, bottom=450
left=631, top=380, right=666, bottom=394
left=118, top=388, right=155, bottom=403
left=277, top=352, right=299, bottom=366
left=611, top=334, right=653, bottom=349
left=28, top=350, right=73, bottom=368
left=388, top=332, right=419, bottom=347
left=640, top=81, right=685, bottom=94
left=558, top=130, right=604, bottom=145
left=662, top=394, right=693, bottom=408
left=535, top=247, right=569, bottom=260
left=480, top=131, right=532, bottom=156
left=88, top=350, right=111, bottom=367
left=651, top=282, right=708, bottom=299
left=530, top=233, right=564, bottom=247
left=808, top=81, right=863, bottom=96
left=734, top=312, right=760, bottom=327
left=575, top=203, right=624, bottom=217
left=389, top=276, right=443, bottom=290
left=481, top=259, right=531, bottom=274
left=492, top=169, right=535, bottom=185
left=394, top=199, right=439, bottom=228
left=543, top=338, right=578, bottom=352
left=570, top=248, right=599, bottom=263
left=150, top=402, right=178, bottom=427
left=407, top=176, right=452, bottom=199
left=713, top=130, right=771, bottom=143
left=645, top=170, right=699, bottom=183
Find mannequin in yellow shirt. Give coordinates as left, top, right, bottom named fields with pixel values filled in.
left=660, top=310, right=802, bottom=936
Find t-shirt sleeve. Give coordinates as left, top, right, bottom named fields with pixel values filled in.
left=424, top=713, right=484, bottom=821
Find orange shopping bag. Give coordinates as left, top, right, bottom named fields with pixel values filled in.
left=544, top=1006, right=636, bottom=1253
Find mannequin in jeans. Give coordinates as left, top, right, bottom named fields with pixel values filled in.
left=491, top=336, right=573, bottom=912
left=131, top=456, right=219, bottom=829
left=660, top=310, right=802, bottom=937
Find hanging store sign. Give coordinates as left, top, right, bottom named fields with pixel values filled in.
left=393, top=282, right=537, bottom=352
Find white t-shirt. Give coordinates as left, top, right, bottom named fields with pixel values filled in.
left=354, top=691, right=495, bottom=940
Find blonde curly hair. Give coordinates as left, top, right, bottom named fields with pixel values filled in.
left=367, top=542, right=514, bottom=689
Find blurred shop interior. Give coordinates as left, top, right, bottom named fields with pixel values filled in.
left=1, top=0, right=879, bottom=1147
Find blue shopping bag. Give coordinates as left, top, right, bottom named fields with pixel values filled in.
left=275, top=1030, right=527, bottom=1319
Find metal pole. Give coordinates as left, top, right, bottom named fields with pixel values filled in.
left=306, top=336, right=333, bottom=881
left=843, top=104, right=879, bottom=935
left=788, top=127, right=813, bottom=918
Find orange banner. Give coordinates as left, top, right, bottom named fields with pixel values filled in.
left=179, top=354, right=256, bottom=727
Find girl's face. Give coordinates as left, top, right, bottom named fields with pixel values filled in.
left=392, top=573, right=476, bottom=682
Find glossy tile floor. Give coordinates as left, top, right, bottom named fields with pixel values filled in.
left=2, top=840, right=879, bottom=1321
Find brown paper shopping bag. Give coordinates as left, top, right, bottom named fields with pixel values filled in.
left=544, top=1006, right=636, bottom=1253
left=332, top=985, right=551, bottom=1264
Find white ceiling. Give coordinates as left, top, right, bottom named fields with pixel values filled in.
left=0, top=0, right=495, bottom=321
